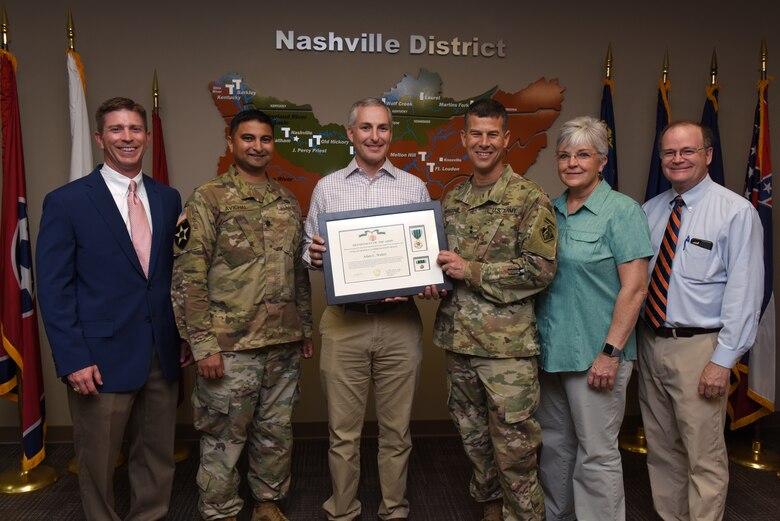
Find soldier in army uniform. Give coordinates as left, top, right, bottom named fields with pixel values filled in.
left=172, top=109, right=313, bottom=521
left=422, top=99, right=557, bottom=521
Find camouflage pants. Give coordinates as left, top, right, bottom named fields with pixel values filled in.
left=193, top=343, right=301, bottom=520
left=446, top=351, right=545, bottom=521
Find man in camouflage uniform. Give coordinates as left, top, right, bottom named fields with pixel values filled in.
left=427, top=99, right=557, bottom=521
left=172, top=109, right=312, bottom=521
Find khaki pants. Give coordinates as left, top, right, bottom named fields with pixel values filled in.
left=637, top=322, right=728, bottom=521
left=319, top=304, right=423, bottom=521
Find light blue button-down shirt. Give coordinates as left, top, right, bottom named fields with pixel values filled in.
left=642, top=175, right=764, bottom=368
left=536, top=181, right=653, bottom=372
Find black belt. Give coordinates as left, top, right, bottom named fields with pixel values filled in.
left=654, top=327, right=721, bottom=338
left=340, top=302, right=408, bottom=315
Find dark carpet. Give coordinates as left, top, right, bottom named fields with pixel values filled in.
left=1, top=435, right=779, bottom=520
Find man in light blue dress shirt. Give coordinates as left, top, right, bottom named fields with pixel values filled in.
left=639, top=121, right=763, bottom=521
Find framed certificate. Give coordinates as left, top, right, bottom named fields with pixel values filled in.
left=319, top=201, right=451, bottom=305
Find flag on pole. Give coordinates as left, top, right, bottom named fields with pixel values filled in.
left=152, top=107, right=170, bottom=186
left=0, top=49, right=47, bottom=470
left=67, top=49, right=92, bottom=181
left=701, top=83, right=725, bottom=186
left=644, top=80, right=671, bottom=201
left=728, top=78, right=775, bottom=429
left=600, top=78, right=618, bottom=190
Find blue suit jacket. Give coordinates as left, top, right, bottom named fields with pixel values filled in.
left=36, top=167, right=182, bottom=392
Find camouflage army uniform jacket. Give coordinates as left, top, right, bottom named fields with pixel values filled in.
left=433, top=165, right=558, bottom=358
left=172, top=167, right=312, bottom=361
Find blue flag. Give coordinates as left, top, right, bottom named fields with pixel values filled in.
left=701, top=84, right=725, bottom=185
left=644, top=80, right=671, bottom=201
left=600, top=79, right=618, bottom=190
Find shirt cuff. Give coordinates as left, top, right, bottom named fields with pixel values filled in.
left=711, top=345, right=739, bottom=369
left=464, top=261, right=481, bottom=290
left=191, top=338, right=221, bottom=362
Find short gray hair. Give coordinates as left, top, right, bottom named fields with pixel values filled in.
left=556, top=116, right=609, bottom=156
left=347, top=97, right=393, bottom=128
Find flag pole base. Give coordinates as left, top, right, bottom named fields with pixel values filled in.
left=728, top=440, right=780, bottom=471
left=68, top=452, right=125, bottom=474
left=0, top=464, right=59, bottom=494
left=619, top=425, right=648, bottom=454
left=173, top=442, right=191, bottom=463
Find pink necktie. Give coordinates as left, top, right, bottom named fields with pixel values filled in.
left=128, top=180, right=151, bottom=277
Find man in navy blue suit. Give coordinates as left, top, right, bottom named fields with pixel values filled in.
left=36, top=97, right=191, bottom=521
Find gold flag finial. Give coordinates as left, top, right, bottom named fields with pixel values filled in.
left=710, top=48, right=718, bottom=86
left=662, top=49, right=669, bottom=85
left=67, top=9, right=75, bottom=51
left=1, top=6, right=9, bottom=51
left=153, top=69, right=159, bottom=110
left=760, top=38, right=767, bottom=80
left=604, top=43, right=613, bottom=80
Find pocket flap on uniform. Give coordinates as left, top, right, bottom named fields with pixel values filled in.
left=81, top=320, right=113, bottom=338
left=567, top=230, right=600, bottom=243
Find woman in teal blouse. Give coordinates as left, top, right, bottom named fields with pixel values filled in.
left=535, top=116, right=653, bottom=521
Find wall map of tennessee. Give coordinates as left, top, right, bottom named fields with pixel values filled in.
left=209, top=69, right=565, bottom=215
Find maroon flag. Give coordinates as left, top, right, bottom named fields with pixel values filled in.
left=153, top=103, right=183, bottom=405
left=152, top=108, right=170, bottom=186
left=0, top=49, right=46, bottom=470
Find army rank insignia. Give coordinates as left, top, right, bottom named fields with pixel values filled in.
left=174, top=210, right=191, bottom=249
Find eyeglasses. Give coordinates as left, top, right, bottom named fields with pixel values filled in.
left=556, top=151, right=600, bottom=162
left=660, top=147, right=709, bottom=160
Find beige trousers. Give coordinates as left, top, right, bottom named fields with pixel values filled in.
left=637, top=322, right=728, bottom=521
left=319, top=304, right=423, bottom=521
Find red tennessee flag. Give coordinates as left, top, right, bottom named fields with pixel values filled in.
left=0, top=49, right=47, bottom=470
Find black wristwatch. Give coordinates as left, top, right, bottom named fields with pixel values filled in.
left=602, top=343, right=623, bottom=359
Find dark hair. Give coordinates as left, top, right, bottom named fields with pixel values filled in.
left=230, top=109, right=275, bottom=138
left=95, top=97, right=147, bottom=133
left=659, top=120, right=714, bottom=149
left=464, top=98, right=508, bottom=131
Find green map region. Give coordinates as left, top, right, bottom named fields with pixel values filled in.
left=209, top=69, right=565, bottom=214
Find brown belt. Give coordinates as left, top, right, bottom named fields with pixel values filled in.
left=340, top=301, right=409, bottom=315
left=654, top=327, right=721, bottom=338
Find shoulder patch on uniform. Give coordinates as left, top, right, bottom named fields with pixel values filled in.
left=540, top=217, right=555, bottom=243
left=174, top=209, right=190, bottom=249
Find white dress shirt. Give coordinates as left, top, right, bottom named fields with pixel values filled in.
left=100, top=165, right=153, bottom=236
left=642, top=175, right=763, bottom=368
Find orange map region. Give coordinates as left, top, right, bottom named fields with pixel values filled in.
left=210, top=70, right=565, bottom=215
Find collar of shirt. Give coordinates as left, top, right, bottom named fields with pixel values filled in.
left=670, top=174, right=712, bottom=212
left=555, top=179, right=611, bottom=216
left=457, top=164, right=513, bottom=207
left=344, top=157, right=397, bottom=179
left=225, top=165, right=284, bottom=207
left=100, top=164, right=145, bottom=197
left=99, top=164, right=152, bottom=233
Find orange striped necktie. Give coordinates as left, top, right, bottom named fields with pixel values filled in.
left=645, top=195, right=685, bottom=329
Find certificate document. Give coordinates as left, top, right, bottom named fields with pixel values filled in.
left=319, top=201, right=451, bottom=305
